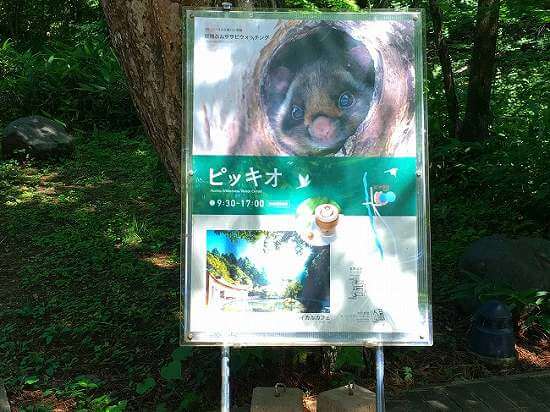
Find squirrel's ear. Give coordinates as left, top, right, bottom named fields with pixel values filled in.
left=268, top=66, right=292, bottom=95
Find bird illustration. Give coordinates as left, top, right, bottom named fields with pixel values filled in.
left=296, top=174, right=311, bottom=189
left=384, top=168, right=398, bottom=177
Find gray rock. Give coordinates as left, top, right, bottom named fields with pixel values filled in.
left=457, top=235, right=550, bottom=312
left=2, top=115, right=74, bottom=159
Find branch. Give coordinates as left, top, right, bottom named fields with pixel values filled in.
left=428, top=0, right=460, bottom=139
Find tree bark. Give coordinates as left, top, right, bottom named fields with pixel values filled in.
left=102, top=0, right=263, bottom=191
left=7, top=0, right=20, bottom=40
left=101, top=0, right=205, bottom=192
left=460, top=0, right=501, bottom=141
left=428, top=0, right=460, bottom=138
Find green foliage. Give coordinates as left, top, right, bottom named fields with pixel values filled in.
left=160, top=347, right=193, bottom=382
left=231, top=348, right=272, bottom=373
left=172, top=347, right=193, bottom=362
left=451, top=271, right=550, bottom=334
left=208, top=251, right=245, bottom=286
left=335, top=347, right=364, bottom=369
left=230, top=264, right=251, bottom=286
left=0, top=0, right=102, bottom=48
left=0, top=0, right=136, bottom=131
left=207, top=252, right=232, bottom=282
left=238, top=256, right=269, bottom=287
left=23, top=376, right=39, bottom=386
left=215, top=230, right=266, bottom=243
left=282, top=280, right=303, bottom=300
left=402, top=366, right=413, bottom=383
left=282, top=0, right=359, bottom=11
left=178, top=392, right=201, bottom=411
left=0, top=133, right=183, bottom=410
left=427, top=1, right=550, bottom=340
left=136, top=377, right=156, bottom=395
left=207, top=251, right=255, bottom=287
left=160, top=361, right=182, bottom=381
left=0, top=0, right=549, bottom=408
left=0, top=22, right=138, bottom=131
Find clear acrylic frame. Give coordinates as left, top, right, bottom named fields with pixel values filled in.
left=181, top=9, right=431, bottom=347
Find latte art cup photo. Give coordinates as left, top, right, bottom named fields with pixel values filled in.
left=315, top=204, right=340, bottom=235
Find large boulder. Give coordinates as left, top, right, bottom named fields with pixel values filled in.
left=1, top=116, right=74, bottom=159
left=459, top=235, right=550, bottom=291
left=457, top=235, right=550, bottom=312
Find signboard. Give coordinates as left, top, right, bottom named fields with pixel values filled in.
left=182, top=10, right=431, bottom=346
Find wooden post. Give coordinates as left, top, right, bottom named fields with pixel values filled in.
left=251, top=384, right=303, bottom=412
left=318, top=384, right=376, bottom=412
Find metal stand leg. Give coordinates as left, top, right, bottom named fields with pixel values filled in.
left=221, top=346, right=230, bottom=412
left=375, top=346, right=385, bottom=412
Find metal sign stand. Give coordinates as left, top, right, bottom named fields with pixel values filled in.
left=200, top=5, right=403, bottom=411
left=221, top=346, right=231, bottom=412
left=218, top=345, right=386, bottom=411
left=376, top=346, right=386, bottom=411
left=219, top=6, right=232, bottom=412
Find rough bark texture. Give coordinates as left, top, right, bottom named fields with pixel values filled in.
left=460, top=0, right=501, bottom=141
left=101, top=0, right=205, bottom=192
left=428, top=0, right=460, bottom=138
left=101, top=0, right=266, bottom=192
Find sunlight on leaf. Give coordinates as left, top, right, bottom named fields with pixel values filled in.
left=160, top=360, right=182, bottom=380
left=135, top=376, right=156, bottom=395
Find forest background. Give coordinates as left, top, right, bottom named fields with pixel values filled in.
left=0, top=0, right=548, bottom=410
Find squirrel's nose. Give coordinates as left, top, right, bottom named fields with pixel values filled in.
left=308, top=116, right=337, bottom=142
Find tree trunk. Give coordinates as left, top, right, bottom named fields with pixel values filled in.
left=428, top=0, right=460, bottom=138
left=101, top=0, right=202, bottom=192
left=102, top=0, right=264, bottom=191
left=460, top=0, right=501, bottom=141
left=7, top=0, right=20, bottom=40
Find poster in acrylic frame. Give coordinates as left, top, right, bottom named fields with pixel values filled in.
left=182, top=9, right=432, bottom=346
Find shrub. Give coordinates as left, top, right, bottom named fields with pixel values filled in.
left=0, top=21, right=138, bottom=131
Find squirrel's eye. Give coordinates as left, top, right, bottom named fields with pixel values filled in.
left=338, top=92, right=355, bottom=109
left=291, top=105, right=304, bottom=120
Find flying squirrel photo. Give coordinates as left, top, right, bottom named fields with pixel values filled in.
left=231, top=20, right=417, bottom=157
left=261, top=28, right=376, bottom=156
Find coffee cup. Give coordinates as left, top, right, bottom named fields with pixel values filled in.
left=315, top=204, right=339, bottom=236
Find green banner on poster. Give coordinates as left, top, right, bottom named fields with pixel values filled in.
left=192, top=155, right=417, bottom=216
